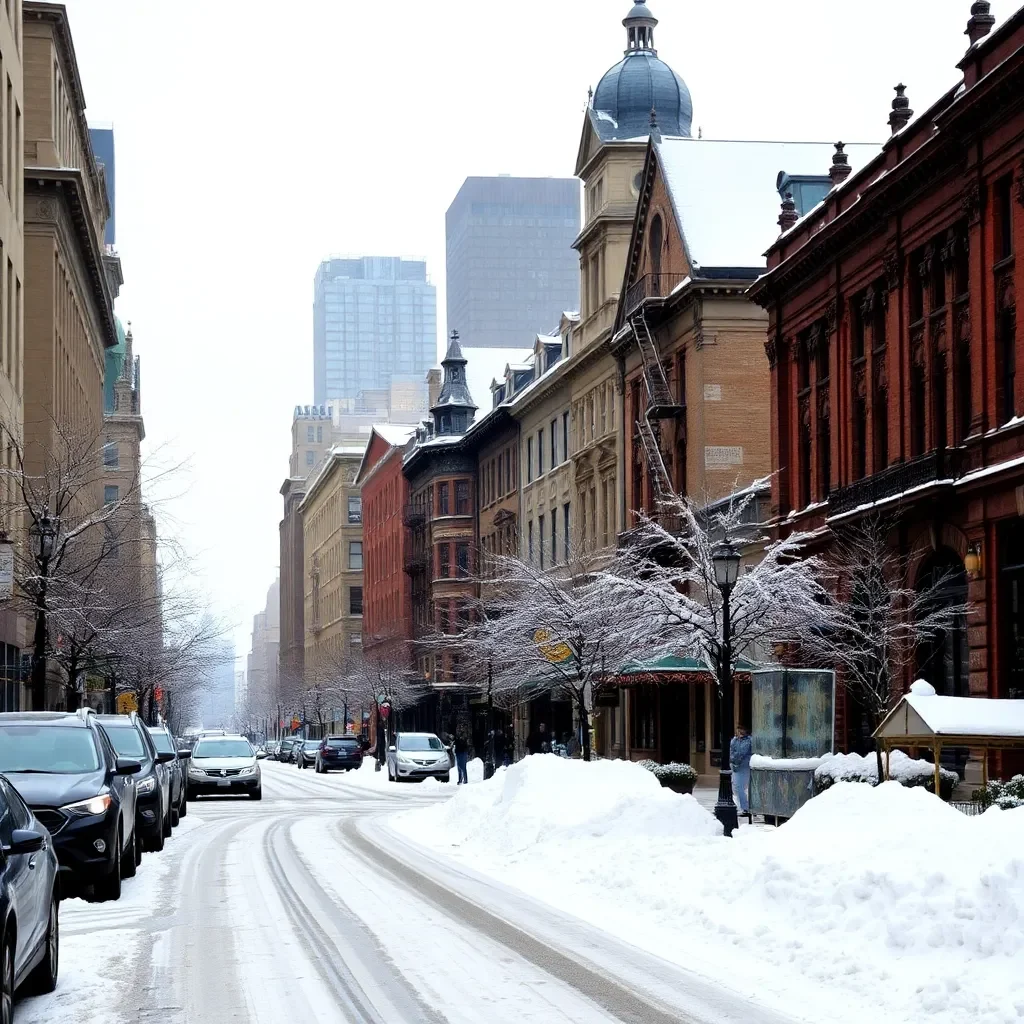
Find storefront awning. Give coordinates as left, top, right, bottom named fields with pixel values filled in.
left=615, top=654, right=757, bottom=684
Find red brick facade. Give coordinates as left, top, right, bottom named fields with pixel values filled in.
left=751, top=9, right=1024, bottom=765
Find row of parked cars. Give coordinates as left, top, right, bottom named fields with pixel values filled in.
left=0, top=710, right=265, bottom=1022
left=267, top=735, right=364, bottom=772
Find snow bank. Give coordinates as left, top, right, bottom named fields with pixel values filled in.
left=816, top=749, right=958, bottom=787
left=395, top=761, right=1024, bottom=1024
left=750, top=754, right=826, bottom=771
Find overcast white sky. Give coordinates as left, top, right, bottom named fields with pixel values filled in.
left=59, top=0, right=1004, bottom=664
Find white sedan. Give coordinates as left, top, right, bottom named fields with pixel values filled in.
left=186, top=735, right=262, bottom=800
left=386, top=732, right=451, bottom=783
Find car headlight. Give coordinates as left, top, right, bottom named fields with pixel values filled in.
left=239, top=765, right=257, bottom=776
left=61, top=793, right=112, bottom=816
left=188, top=765, right=206, bottom=778
left=136, top=776, right=156, bottom=795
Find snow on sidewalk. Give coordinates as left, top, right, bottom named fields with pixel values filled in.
left=393, top=755, right=1024, bottom=1024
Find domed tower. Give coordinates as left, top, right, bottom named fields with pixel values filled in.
left=592, top=3, right=693, bottom=141
left=573, top=2, right=691, bottom=352
left=431, top=330, right=478, bottom=437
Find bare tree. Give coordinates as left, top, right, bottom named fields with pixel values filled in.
left=797, top=515, right=971, bottom=780
left=450, top=547, right=654, bottom=761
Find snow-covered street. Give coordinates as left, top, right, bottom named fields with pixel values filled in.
left=14, top=758, right=790, bottom=1024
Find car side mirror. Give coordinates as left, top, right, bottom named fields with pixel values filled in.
left=388, top=745, right=396, bottom=752
left=177, top=750, right=191, bottom=760
left=156, top=751, right=175, bottom=764
left=256, top=750, right=268, bottom=759
left=115, top=757, right=143, bottom=776
left=5, top=829, right=45, bottom=855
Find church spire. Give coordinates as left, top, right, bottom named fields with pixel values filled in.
left=623, top=2, right=658, bottom=55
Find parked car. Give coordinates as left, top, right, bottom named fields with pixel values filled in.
left=0, top=774, right=60, bottom=1017
left=315, top=736, right=363, bottom=773
left=265, top=741, right=280, bottom=759
left=186, top=736, right=261, bottom=800
left=386, top=732, right=452, bottom=783
left=146, top=726, right=189, bottom=826
left=0, top=710, right=140, bottom=902
left=295, top=741, right=321, bottom=770
left=96, top=715, right=173, bottom=854
left=277, top=737, right=299, bottom=763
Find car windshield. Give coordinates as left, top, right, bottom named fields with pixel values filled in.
left=304, top=741, right=319, bottom=750
left=193, top=739, right=253, bottom=759
left=102, top=724, right=148, bottom=759
left=399, top=735, right=443, bottom=752
left=327, top=739, right=359, bottom=749
left=148, top=730, right=175, bottom=755
left=0, top=725, right=101, bottom=773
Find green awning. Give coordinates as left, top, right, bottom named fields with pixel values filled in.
left=615, top=654, right=759, bottom=680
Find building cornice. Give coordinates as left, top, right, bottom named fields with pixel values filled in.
left=298, top=449, right=361, bottom=513
left=26, top=171, right=117, bottom=348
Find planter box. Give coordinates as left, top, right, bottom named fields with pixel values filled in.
left=659, top=776, right=696, bottom=795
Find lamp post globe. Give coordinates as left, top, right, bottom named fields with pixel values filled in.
left=712, top=538, right=741, bottom=837
left=712, top=539, right=741, bottom=589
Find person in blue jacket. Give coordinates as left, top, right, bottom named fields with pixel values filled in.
left=729, top=726, right=753, bottom=817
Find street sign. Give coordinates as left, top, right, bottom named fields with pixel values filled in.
left=534, top=628, right=572, bottom=664
left=116, top=693, right=138, bottom=714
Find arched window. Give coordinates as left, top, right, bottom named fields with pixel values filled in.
left=649, top=214, right=663, bottom=281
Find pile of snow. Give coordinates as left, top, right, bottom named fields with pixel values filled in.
left=750, top=754, right=826, bottom=771
left=816, top=749, right=958, bottom=787
left=398, top=754, right=721, bottom=856
left=395, top=760, right=1024, bottom=1024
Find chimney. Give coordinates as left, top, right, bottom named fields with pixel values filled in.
left=888, top=84, right=913, bottom=134
left=778, top=192, right=798, bottom=233
left=966, top=1, right=996, bottom=45
left=829, top=141, right=852, bottom=185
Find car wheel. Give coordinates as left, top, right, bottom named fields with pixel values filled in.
left=150, top=816, right=165, bottom=853
left=249, top=787, right=262, bottom=801
left=1, top=929, right=14, bottom=1024
left=122, top=823, right=137, bottom=879
left=162, top=805, right=173, bottom=838
left=178, top=791, right=188, bottom=818
left=170, top=802, right=180, bottom=828
left=134, top=830, right=143, bottom=867
left=95, top=828, right=123, bottom=901
left=26, top=892, right=58, bottom=994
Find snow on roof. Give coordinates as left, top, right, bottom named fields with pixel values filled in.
left=654, top=138, right=879, bottom=270
left=462, top=347, right=532, bottom=411
left=876, top=684, right=1024, bottom=741
left=371, top=423, right=417, bottom=447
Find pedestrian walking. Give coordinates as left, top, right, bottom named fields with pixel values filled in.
left=454, top=732, right=470, bottom=784
left=526, top=722, right=549, bottom=755
left=729, top=726, right=753, bottom=818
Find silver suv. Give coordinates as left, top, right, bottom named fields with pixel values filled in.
left=186, top=735, right=261, bottom=800
left=386, top=732, right=451, bottom=783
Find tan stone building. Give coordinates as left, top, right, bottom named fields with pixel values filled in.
left=300, top=446, right=365, bottom=695
left=23, top=2, right=116, bottom=489
left=0, top=0, right=24, bottom=709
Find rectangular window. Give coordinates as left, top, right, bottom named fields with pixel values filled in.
left=104, top=485, right=118, bottom=505
left=316, top=425, right=323, bottom=443
left=526, top=438, right=533, bottom=483
left=909, top=250, right=925, bottom=322
left=455, top=480, right=470, bottom=515
left=563, top=502, right=570, bottom=557
left=550, top=419, right=558, bottom=465
left=103, top=442, right=118, bottom=468
left=562, top=412, right=570, bottom=460
left=439, top=543, right=451, bottom=578
left=349, top=541, right=363, bottom=570
left=539, top=516, right=545, bottom=569
left=438, top=482, right=450, bottom=515
left=538, top=429, right=544, bottom=475
left=504, top=449, right=511, bottom=494
left=910, top=364, right=927, bottom=456
left=852, top=297, right=865, bottom=360
left=349, top=587, right=363, bottom=615
left=996, top=175, right=1014, bottom=261
left=528, top=520, right=534, bottom=563
left=305, top=450, right=315, bottom=467
left=456, top=542, right=470, bottom=577
left=347, top=496, right=361, bottom=524
left=306, top=426, right=315, bottom=442
left=551, top=510, right=557, bottom=564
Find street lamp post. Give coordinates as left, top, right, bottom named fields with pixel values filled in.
left=712, top=538, right=741, bottom=838
left=484, top=659, right=495, bottom=780
left=30, top=511, right=57, bottom=712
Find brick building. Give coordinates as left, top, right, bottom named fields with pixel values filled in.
left=750, top=3, right=1024, bottom=779
left=355, top=424, right=415, bottom=649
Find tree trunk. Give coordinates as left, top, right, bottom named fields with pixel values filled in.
left=578, top=690, right=591, bottom=762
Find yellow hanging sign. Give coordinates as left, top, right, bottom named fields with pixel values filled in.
left=534, top=628, right=572, bottom=664
left=116, top=693, right=138, bottom=715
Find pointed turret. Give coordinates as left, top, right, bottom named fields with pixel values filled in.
left=431, top=330, right=477, bottom=437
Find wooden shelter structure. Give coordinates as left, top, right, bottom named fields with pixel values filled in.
left=874, top=682, right=1024, bottom=796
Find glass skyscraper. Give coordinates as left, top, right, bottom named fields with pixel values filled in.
left=313, top=257, right=437, bottom=405
left=446, top=176, right=581, bottom=349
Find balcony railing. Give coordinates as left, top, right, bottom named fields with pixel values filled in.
left=403, top=505, right=426, bottom=529
left=624, top=273, right=691, bottom=317
left=828, top=448, right=967, bottom=518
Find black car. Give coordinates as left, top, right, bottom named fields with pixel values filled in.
left=295, top=740, right=321, bottom=770
left=0, top=775, right=60, bottom=1018
left=315, top=736, right=363, bottom=773
left=146, top=726, right=189, bottom=826
left=96, top=715, right=173, bottom=854
left=277, top=737, right=299, bottom=763
left=0, top=711, right=141, bottom=902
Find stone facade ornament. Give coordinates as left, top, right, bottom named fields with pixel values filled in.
left=883, top=250, right=901, bottom=293
left=889, top=83, right=913, bottom=134
left=765, top=339, right=778, bottom=370
left=960, top=180, right=981, bottom=224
